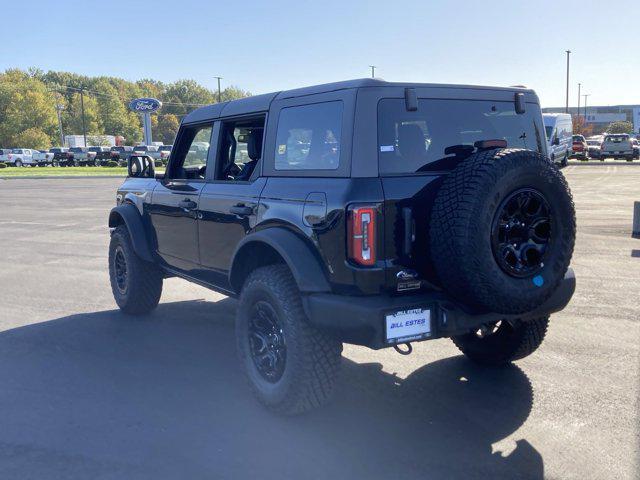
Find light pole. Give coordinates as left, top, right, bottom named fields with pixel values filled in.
left=577, top=83, right=581, bottom=118
left=79, top=86, right=87, bottom=147
left=55, top=102, right=65, bottom=146
left=583, top=94, right=590, bottom=121
left=213, top=76, right=222, bottom=103
left=565, top=50, right=571, bottom=113
left=369, top=65, right=376, bottom=78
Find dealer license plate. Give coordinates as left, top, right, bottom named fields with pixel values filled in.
left=385, top=308, right=431, bottom=343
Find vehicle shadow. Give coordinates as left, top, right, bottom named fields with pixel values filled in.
left=0, top=299, right=542, bottom=480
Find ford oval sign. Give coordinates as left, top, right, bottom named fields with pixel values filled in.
left=129, top=98, right=162, bottom=113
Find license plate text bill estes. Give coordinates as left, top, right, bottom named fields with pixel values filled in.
left=385, top=308, right=431, bottom=343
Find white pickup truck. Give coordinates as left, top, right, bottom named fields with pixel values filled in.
left=32, top=150, right=55, bottom=166
left=2, top=148, right=38, bottom=166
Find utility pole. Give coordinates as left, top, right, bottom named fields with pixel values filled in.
left=213, top=76, right=222, bottom=103
left=565, top=50, right=571, bottom=113
left=79, top=86, right=87, bottom=147
left=369, top=65, right=376, bottom=78
left=583, top=94, right=590, bottom=121
left=577, top=83, right=581, bottom=119
left=55, top=103, right=65, bottom=146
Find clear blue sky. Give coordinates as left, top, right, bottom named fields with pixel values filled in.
left=2, top=0, right=638, bottom=107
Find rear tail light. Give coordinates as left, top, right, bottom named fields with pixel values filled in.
left=347, top=205, right=378, bottom=266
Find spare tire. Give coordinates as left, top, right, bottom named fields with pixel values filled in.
left=429, top=148, right=575, bottom=314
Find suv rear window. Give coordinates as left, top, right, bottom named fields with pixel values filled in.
left=604, top=135, right=628, bottom=143
left=275, top=101, right=342, bottom=170
left=378, top=99, right=544, bottom=174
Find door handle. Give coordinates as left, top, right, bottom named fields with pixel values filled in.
left=230, top=205, right=253, bottom=216
left=178, top=199, right=197, bottom=210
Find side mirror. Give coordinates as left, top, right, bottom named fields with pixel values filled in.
left=127, top=155, right=155, bottom=178
left=552, top=137, right=560, bottom=146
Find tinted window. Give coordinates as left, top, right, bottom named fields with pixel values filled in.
left=275, top=101, right=342, bottom=170
left=167, top=124, right=212, bottom=180
left=378, top=99, right=544, bottom=175
left=545, top=126, right=554, bottom=138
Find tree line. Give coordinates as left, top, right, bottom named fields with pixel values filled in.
left=0, top=68, right=251, bottom=149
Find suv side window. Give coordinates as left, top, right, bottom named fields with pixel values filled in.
left=215, top=116, right=265, bottom=182
left=274, top=101, right=342, bottom=170
left=167, top=123, right=213, bottom=180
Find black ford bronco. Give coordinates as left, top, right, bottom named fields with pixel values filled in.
left=108, top=79, right=576, bottom=414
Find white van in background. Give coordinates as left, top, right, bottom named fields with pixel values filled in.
left=543, top=113, right=573, bottom=166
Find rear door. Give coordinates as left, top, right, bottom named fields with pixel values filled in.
left=147, top=122, right=213, bottom=272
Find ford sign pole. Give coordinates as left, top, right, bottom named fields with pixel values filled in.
left=128, top=98, right=162, bottom=145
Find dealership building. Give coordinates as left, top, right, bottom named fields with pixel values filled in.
left=542, top=104, right=640, bottom=134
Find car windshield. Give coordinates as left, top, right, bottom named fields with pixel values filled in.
left=159, top=145, right=172, bottom=151
left=605, top=136, right=627, bottom=143
left=587, top=141, right=599, bottom=145
left=544, top=126, right=554, bottom=138
left=378, top=98, right=544, bottom=174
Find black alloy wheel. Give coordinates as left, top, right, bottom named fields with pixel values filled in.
left=491, top=188, right=551, bottom=278
left=248, top=301, right=287, bottom=383
left=113, top=245, right=128, bottom=294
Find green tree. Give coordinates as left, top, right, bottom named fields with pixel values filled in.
left=221, top=86, right=251, bottom=102
left=606, top=121, right=633, bottom=134
left=0, top=72, right=58, bottom=147
left=13, top=128, right=51, bottom=150
left=164, top=79, right=216, bottom=116
left=154, top=114, right=180, bottom=144
left=93, top=80, right=134, bottom=137
left=63, top=92, right=101, bottom=136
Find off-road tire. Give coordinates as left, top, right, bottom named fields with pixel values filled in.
left=451, top=316, right=549, bottom=366
left=236, top=265, right=342, bottom=415
left=109, top=224, right=162, bottom=314
left=430, top=148, right=575, bottom=314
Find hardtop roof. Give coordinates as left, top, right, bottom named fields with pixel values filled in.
left=182, top=78, right=536, bottom=124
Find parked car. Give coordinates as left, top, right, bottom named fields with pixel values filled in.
left=571, top=134, right=588, bottom=160
left=133, top=144, right=162, bottom=160
left=32, top=150, right=55, bottom=166
left=600, top=134, right=634, bottom=160
left=158, top=144, right=172, bottom=162
left=68, top=147, right=98, bottom=166
left=108, top=146, right=135, bottom=166
left=50, top=147, right=74, bottom=166
left=586, top=139, right=601, bottom=159
left=6, top=148, right=37, bottom=167
left=543, top=113, right=572, bottom=166
left=108, top=79, right=576, bottom=414
left=631, top=138, right=640, bottom=159
left=0, top=148, right=12, bottom=164
left=88, top=146, right=111, bottom=166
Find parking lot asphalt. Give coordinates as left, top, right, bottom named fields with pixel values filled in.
left=0, top=167, right=638, bottom=480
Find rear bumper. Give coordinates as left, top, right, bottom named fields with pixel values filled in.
left=303, top=268, right=576, bottom=349
left=601, top=151, right=633, bottom=156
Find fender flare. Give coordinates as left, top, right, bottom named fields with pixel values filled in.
left=108, top=204, right=154, bottom=262
left=229, top=228, right=331, bottom=294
